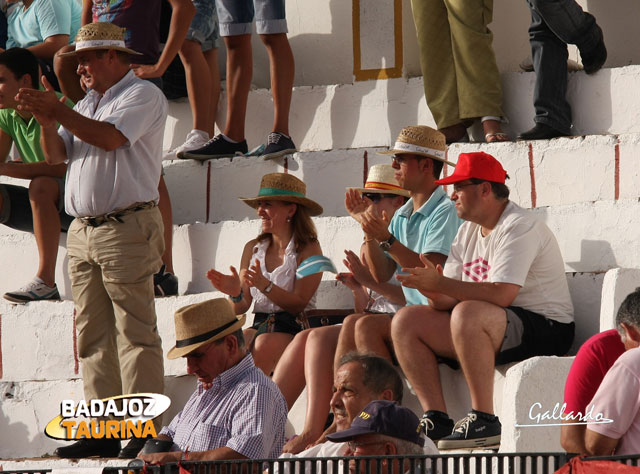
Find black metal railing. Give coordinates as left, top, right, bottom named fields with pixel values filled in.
left=3, top=452, right=640, bottom=474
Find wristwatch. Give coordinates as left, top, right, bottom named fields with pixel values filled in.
left=379, top=234, right=396, bottom=251
left=263, top=280, right=274, bottom=294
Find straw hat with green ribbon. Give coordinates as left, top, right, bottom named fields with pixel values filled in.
left=240, top=173, right=323, bottom=216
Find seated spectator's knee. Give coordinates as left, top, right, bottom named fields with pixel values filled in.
left=391, top=306, right=425, bottom=339
left=450, top=300, right=500, bottom=336
left=29, top=176, right=59, bottom=204
left=341, top=312, right=364, bottom=331
left=354, top=313, right=383, bottom=335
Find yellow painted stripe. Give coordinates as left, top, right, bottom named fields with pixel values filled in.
left=353, top=0, right=403, bottom=82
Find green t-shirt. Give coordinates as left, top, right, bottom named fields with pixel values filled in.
left=0, top=92, right=74, bottom=163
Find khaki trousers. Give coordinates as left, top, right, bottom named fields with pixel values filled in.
left=411, top=0, right=504, bottom=128
left=67, top=207, right=165, bottom=408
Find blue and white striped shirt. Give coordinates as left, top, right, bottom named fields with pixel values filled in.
left=161, top=354, right=287, bottom=458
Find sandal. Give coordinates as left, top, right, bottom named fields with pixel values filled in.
left=485, top=132, right=510, bottom=143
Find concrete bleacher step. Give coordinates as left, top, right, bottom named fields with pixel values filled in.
left=163, top=66, right=640, bottom=155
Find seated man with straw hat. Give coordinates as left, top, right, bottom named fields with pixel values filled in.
left=140, top=298, right=288, bottom=464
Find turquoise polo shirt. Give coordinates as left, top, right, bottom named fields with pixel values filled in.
left=389, top=186, right=461, bottom=306
left=7, top=0, right=81, bottom=50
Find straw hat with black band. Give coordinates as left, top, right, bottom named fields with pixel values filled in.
left=168, top=298, right=246, bottom=359
left=349, top=164, right=410, bottom=197
left=240, top=172, right=323, bottom=216
left=378, top=125, right=455, bottom=167
left=58, top=22, right=143, bottom=57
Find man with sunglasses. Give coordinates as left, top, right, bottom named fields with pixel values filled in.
left=346, top=126, right=460, bottom=311
left=393, top=151, right=574, bottom=449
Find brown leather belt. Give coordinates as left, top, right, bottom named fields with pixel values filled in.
left=79, top=201, right=156, bottom=227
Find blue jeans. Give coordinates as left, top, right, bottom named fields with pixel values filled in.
left=216, top=0, right=287, bottom=36
left=526, top=0, right=603, bottom=134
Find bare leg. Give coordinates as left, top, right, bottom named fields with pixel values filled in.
left=244, top=327, right=257, bottom=348
left=157, top=177, right=173, bottom=274
left=29, top=177, right=62, bottom=287
left=334, top=313, right=368, bottom=372
left=354, top=313, right=393, bottom=362
left=252, top=332, right=294, bottom=375
left=283, top=326, right=340, bottom=453
left=450, top=301, right=507, bottom=414
left=54, top=45, right=84, bottom=103
left=222, top=35, right=252, bottom=141
left=204, top=48, right=221, bottom=136
left=391, top=305, right=456, bottom=413
left=272, top=328, right=313, bottom=409
left=259, top=33, right=294, bottom=135
left=179, top=40, right=212, bottom=136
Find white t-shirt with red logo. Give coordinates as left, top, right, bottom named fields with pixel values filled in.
left=442, top=201, right=573, bottom=324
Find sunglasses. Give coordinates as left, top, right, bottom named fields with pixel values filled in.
left=362, top=193, right=398, bottom=202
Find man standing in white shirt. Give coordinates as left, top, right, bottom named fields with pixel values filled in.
left=17, top=22, right=168, bottom=459
left=394, top=151, right=574, bottom=449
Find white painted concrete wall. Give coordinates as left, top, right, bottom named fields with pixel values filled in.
left=167, top=66, right=640, bottom=153
left=236, top=0, right=640, bottom=88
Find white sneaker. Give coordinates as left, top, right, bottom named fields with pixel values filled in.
left=4, top=279, right=61, bottom=304
left=171, top=130, right=210, bottom=159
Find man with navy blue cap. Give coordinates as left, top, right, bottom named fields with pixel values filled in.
left=327, top=400, right=435, bottom=474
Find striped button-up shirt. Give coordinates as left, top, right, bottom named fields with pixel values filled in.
left=160, top=354, right=287, bottom=458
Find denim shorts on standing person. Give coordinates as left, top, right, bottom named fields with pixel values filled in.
left=187, top=0, right=220, bottom=51
left=215, top=0, right=287, bottom=36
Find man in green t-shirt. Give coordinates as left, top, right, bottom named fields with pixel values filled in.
left=0, top=47, right=73, bottom=302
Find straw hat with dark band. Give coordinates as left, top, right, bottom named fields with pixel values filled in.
left=240, top=172, right=323, bottom=216
left=167, top=298, right=246, bottom=359
left=58, top=22, right=143, bottom=57
left=378, top=125, right=455, bottom=167
left=349, top=164, right=410, bottom=197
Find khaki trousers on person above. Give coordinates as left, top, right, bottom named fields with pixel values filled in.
left=67, top=206, right=165, bottom=410
left=411, top=0, right=504, bottom=128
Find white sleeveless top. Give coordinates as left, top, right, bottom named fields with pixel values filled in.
left=249, top=238, right=317, bottom=313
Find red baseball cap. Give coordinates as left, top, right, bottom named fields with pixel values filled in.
left=435, top=152, right=507, bottom=185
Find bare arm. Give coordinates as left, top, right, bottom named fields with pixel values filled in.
left=0, top=161, right=67, bottom=179
left=561, top=423, right=586, bottom=454
left=207, top=240, right=256, bottom=314
left=27, top=34, right=69, bottom=60
left=585, top=428, right=618, bottom=456
left=17, top=83, right=127, bottom=152
left=131, top=0, right=195, bottom=78
left=141, top=446, right=247, bottom=464
left=397, top=254, right=520, bottom=309
left=81, top=0, right=93, bottom=25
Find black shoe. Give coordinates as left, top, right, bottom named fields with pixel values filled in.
left=54, top=439, right=121, bottom=458
left=582, top=30, right=607, bottom=75
left=181, top=134, right=248, bottom=160
left=420, top=410, right=455, bottom=441
left=260, top=132, right=297, bottom=160
left=437, top=410, right=501, bottom=449
left=154, top=264, right=178, bottom=297
left=119, top=437, right=150, bottom=459
left=517, top=123, right=569, bottom=141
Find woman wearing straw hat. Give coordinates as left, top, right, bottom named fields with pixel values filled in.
left=207, top=172, right=327, bottom=375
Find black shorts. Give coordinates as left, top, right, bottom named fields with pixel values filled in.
left=496, top=306, right=575, bottom=365
left=0, top=181, right=73, bottom=233
left=252, top=312, right=303, bottom=336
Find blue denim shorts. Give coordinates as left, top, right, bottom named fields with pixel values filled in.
left=186, top=0, right=220, bottom=51
left=216, top=0, right=288, bottom=36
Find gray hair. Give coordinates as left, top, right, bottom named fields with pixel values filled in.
left=338, top=352, right=403, bottom=402
left=213, top=329, right=245, bottom=348
left=616, top=288, right=640, bottom=338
